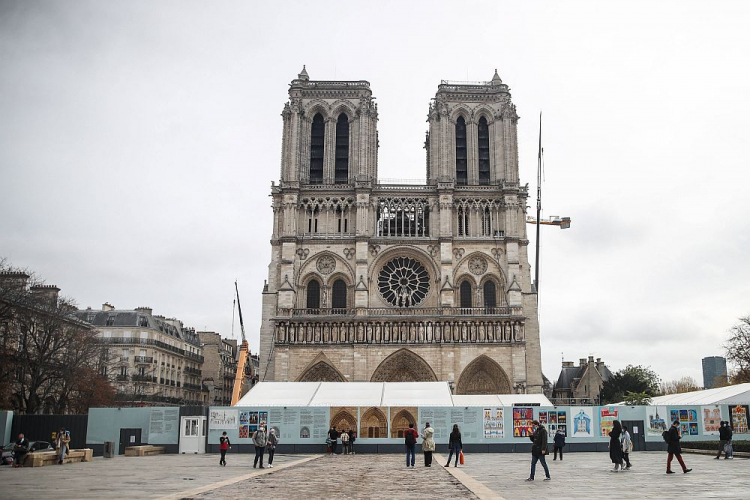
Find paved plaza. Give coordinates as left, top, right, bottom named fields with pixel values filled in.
left=1, top=451, right=747, bottom=499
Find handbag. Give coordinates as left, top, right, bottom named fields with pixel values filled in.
left=459, top=450, right=465, bottom=465
left=724, top=443, right=732, bottom=454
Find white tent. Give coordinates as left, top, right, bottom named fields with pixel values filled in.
left=638, top=383, right=750, bottom=406
left=235, top=381, right=552, bottom=407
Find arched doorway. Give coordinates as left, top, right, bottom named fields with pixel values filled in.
left=370, top=349, right=438, bottom=382
left=330, top=408, right=357, bottom=434
left=455, top=355, right=512, bottom=394
left=360, top=407, right=387, bottom=438
left=390, top=408, right=418, bottom=438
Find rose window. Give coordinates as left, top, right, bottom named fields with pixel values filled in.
left=377, top=257, right=430, bottom=307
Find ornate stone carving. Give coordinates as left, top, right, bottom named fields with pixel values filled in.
left=491, top=248, right=503, bottom=260
left=427, top=244, right=440, bottom=258
left=369, top=244, right=381, bottom=256
left=343, top=248, right=356, bottom=260
left=453, top=248, right=465, bottom=260
left=298, top=361, right=345, bottom=382
left=316, top=255, right=336, bottom=275
left=468, top=256, right=488, bottom=275
left=455, top=355, right=511, bottom=394
left=377, top=257, right=430, bottom=307
left=296, top=248, right=310, bottom=260
left=370, top=349, right=437, bottom=382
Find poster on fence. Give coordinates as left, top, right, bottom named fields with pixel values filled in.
left=730, top=405, right=749, bottom=434
left=647, top=406, right=669, bottom=436
left=209, top=409, right=238, bottom=430
left=702, top=407, right=722, bottom=435
left=571, top=407, right=593, bottom=438
left=513, top=407, right=534, bottom=437
left=539, top=410, right=567, bottom=437
left=483, top=408, right=504, bottom=438
left=600, top=407, right=619, bottom=437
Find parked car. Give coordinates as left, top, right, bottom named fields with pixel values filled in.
left=1, top=441, right=55, bottom=465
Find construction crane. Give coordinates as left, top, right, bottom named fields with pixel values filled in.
left=526, top=215, right=571, bottom=229
left=230, top=281, right=250, bottom=406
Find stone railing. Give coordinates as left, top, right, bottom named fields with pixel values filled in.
left=277, top=306, right=521, bottom=318
left=273, top=318, right=525, bottom=345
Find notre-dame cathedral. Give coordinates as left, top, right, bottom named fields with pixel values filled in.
left=258, top=67, right=543, bottom=394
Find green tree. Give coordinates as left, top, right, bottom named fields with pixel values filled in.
left=622, top=391, right=653, bottom=406
left=726, top=316, right=750, bottom=383
left=600, top=365, right=660, bottom=404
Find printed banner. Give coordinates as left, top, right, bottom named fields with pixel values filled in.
left=483, top=408, right=504, bottom=438
left=599, top=407, right=619, bottom=437
left=647, top=406, right=669, bottom=436
left=209, top=409, right=238, bottom=430
left=571, top=407, right=593, bottom=438
left=730, top=405, right=749, bottom=434
left=702, top=407, right=722, bottom=435
left=512, top=407, right=534, bottom=437
left=539, top=410, right=567, bottom=437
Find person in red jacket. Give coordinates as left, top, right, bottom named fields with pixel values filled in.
left=219, top=432, right=231, bottom=466
left=404, top=422, right=419, bottom=468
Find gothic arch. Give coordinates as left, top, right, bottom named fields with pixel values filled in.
left=455, top=354, right=511, bottom=395
left=454, top=252, right=508, bottom=287
left=330, top=100, right=357, bottom=121
left=473, top=105, right=496, bottom=125
left=368, top=245, right=440, bottom=291
left=449, top=106, right=471, bottom=124
left=297, top=354, right=346, bottom=382
left=390, top=408, right=417, bottom=438
left=331, top=409, right=357, bottom=432
left=360, top=407, right=387, bottom=438
left=304, top=99, right=330, bottom=120
left=370, top=348, right=438, bottom=382
left=298, top=251, right=355, bottom=284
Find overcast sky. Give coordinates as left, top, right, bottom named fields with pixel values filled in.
left=2, top=1, right=749, bottom=386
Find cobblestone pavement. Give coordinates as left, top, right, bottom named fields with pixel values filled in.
left=459, top=451, right=750, bottom=500
left=196, top=453, right=477, bottom=500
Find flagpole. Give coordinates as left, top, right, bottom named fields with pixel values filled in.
left=535, top=112, right=542, bottom=294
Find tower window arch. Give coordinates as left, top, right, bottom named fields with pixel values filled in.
left=478, top=116, right=490, bottom=185
left=459, top=280, right=473, bottom=308
left=306, top=279, right=321, bottom=310
left=455, top=116, right=467, bottom=185
left=331, top=279, right=347, bottom=312
left=309, top=113, right=325, bottom=184
left=335, top=114, right=349, bottom=184
left=483, top=280, right=497, bottom=309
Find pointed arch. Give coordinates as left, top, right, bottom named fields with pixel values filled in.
left=478, top=116, right=490, bottom=185
left=297, top=355, right=346, bottom=382
left=370, top=348, right=438, bottom=382
left=455, top=116, right=468, bottom=185
left=360, top=407, right=387, bottom=438
left=455, top=354, right=511, bottom=395
left=335, top=113, right=349, bottom=184
left=330, top=408, right=357, bottom=432
left=390, top=408, right=418, bottom=438
left=459, top=279, right=473, bottom=308
left=309, top=113, right=325, bottom=184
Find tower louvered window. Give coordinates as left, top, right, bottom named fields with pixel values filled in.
left=478, top=116, right=490, bottom=185
left=455, top=116, right=467, bottom=185
left=309, top=113, right=325, bottom=184
left=306, top=279, right=321, bottom=309
left=460, top=280, right=473, bottom=308
left=335, top=114, right=349, bottom=184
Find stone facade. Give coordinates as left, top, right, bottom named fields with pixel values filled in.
left=258, top=68, right=543, bottom=394
left=552, top=356, right=612, bottom=405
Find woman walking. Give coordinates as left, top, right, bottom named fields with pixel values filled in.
left=445, top=424, right=462, bottom=467
left=609, top=420, right=624, bottom=472
left=422, top=422, right=435, bottom=467
left=267, top=428, right=278, bottom=468
left=219, top=431, right=231, bottom=466
left=252, top=425, right=267, bottom=469
left=621, top=425, right=633, bottom=469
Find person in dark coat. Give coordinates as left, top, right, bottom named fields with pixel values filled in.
left=219, top=431, right=230, bottom=466
left=666, top=419, right=691, bottom=474
left=609, top=420, right=625, bottom=471
left=716, top=421, right=730, bottom=459
left=526, top=420, right=551, bottom=481
left=553, top=429, right=565, bottom=460
left=13, top=433, right=29, bottom=468
left=725, top=421, right=734, bottom=459
left=445, top=424, right=463, bottom=467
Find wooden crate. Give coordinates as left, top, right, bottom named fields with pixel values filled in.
left=24, top=448, right=93, bottom=467
left=124, top=445, right=166, bottom=457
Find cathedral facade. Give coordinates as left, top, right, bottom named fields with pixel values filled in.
left=258, top=67, right=543, bottom=394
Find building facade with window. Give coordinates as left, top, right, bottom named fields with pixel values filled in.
left=76, top=304, right=205, bottom=405
left=259, top=68, right=543, bottom=395
left=199, top=332, right=256, bottom=405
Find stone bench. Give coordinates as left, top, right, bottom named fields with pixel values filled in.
left=124, top=445, right=165, bottom=457
left=24, top=448, right=93, bottom=467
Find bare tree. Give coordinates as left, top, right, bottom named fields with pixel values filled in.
left=660, top=376, right=700, bottom=395
left=726, top=316, right=750, bottom=384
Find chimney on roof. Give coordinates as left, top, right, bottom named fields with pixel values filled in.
left=562, top=361, right=574, bottom=368
left=579, top=358, right=586, bottom=367
left=0, top=270, right=31, bottom=290
left=102, top=302, right=115, bottom=311
left=135, top=306, right=152, bottom=316
left=588, top=355, right=595, bottom=364
left=30, top=284, right=60, bottom=306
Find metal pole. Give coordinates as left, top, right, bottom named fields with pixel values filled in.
left=535, top=112, right=542, bottom=293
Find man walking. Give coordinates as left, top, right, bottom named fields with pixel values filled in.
left=553, top=428, right=565, bottom=460
left=716, top=421, right=730, bottom=459
left=404, top=422, right=419, bottom=469
left=252, top=425, right=267, bottom=469
left=666, top=420, right=691, bottom=474
left=219, top=431, right=230, bottom=466
left=526, top=420, right=551, bottom=481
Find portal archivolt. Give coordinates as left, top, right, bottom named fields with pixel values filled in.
left=455, top=354, right=511, bottom=394
left=370, top=348, right=437, bottom=382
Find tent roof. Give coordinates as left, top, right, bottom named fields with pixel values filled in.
left=236, top=382, right=552, bottom=407
left=637, top=383, right=750, bottom=406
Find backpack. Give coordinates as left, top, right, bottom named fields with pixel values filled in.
left=405, top=429, right=416, bottom=446
left=662, top=430, right=670, bottom=443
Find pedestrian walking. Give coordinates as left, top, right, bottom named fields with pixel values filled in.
left=421, top=422, right=435, bottom=467
left=267, top=428, right=278, bottom=467
left=340, top=429, right=350, bottom=455
left=553, top=429, right=565, bottom=460
left=726, top=421, right=734, bottom=459
left=526, top=420, right=551, bottom=481
left=665, top=419, right=692, bottom=474
left=445, top=424, right=463, bottom=468
left=219, top=431, right=231, bottom=466
left=327, top=426, right=339, bottom=455
left=56, top=428, right=70, bottom=465
left=252, top=425, right=267, bottom=469
left=621, top=425, right=633, bottom=469
left=349, top=429, right=356, bottom=455
left=404, top=422, right=419, bottom=468
left=13, top=433, right=29, bottom=468
left=608, top=420, right=625, bottom=471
